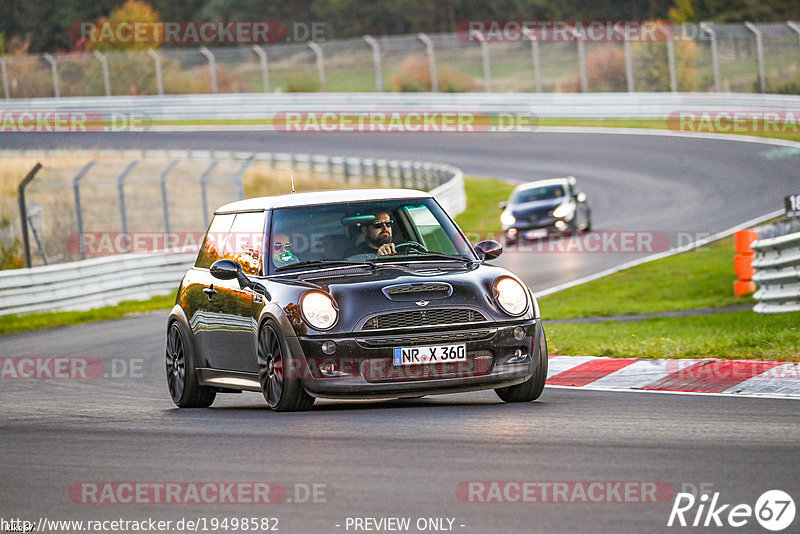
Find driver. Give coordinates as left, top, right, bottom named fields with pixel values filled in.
left=347, top=210, right=397, bottom=257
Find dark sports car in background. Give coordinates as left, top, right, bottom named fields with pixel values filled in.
left=501, top=177, right=591, bottom=245
left=166, top=189, right=547, bottom=411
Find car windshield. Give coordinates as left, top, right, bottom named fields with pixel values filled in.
left=512, top=184, right=565, bottom=204
left=268, top=198, right=475, bottom=273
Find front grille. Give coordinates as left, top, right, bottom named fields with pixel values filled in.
left=362, top=308, right=488, bottom=330
left=362, top=350, right=494, bottom=382
left=385, top=283, right=451, bottom=295
left=357, top=329, right=495, bottom=348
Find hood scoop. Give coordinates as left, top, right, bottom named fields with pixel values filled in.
left=382, top=282, right=453, bottom=302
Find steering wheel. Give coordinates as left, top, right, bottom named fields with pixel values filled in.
left=394, top=241, right=428, bottom=254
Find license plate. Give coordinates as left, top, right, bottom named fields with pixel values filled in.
left=524, top=229, right=548, bottom=240
left=393, top=344, right=466, bottom=366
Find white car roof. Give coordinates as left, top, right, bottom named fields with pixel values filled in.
left=513, top=177, right=574, bottom=192
left=215, top=188, right=433, bottom=213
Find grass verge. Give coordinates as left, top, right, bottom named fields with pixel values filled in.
left=546, top=311, right=800, bottom=361
left=541, top=236, right=753, bottom=318
left=0, top=294, right=174, bottom=336
left=536, top=117, right=800, bottom=143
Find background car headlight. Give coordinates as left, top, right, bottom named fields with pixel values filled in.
left=552, top=202, right=574, bottom=218
left=500, top=211, right=516, bottom=226
left=494, top=277, right=528, bottom=316
left=301, top=292, right=338, bottom=330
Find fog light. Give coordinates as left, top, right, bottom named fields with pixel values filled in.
left=555, top=220, right=567, bottom=230
left=507, top=349, right=528, bottom=364
left=507, top=228, right=518, bottom=236
left=322, top=361, right=336, bottom=375
left=322, top=340, right=336, bottom=355
left=513, top=326, right=525, bottom=340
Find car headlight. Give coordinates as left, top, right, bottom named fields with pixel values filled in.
left=301, top=292, right=338, bottom=330
left=552, top=202, right=574, bottom=218
left=500, top=211, right=516, bottom=226
left=494, top=277, right=529, bottom=316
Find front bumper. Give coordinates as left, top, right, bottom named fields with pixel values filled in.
left=286, top=321, right=539, bottom=399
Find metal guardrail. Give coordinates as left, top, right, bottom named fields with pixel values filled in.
left=0, top=149, right=465, bottom=316
left=3, top=92, right=800, bottom=121
left=751, top=221, right=800, bottom=313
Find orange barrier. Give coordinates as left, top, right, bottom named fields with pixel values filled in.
left=733, top=229, right=757, bottom=297
left=734, top=280, right=757, bottom=297
left=734, top=254, right=755, bottom=280
left=734, top=229, right=758, bottom=255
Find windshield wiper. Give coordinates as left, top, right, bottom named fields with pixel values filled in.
left=275, top=259, right=375, bottom=273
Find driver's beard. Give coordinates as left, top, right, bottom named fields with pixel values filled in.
left=368, top=233, right=392, bottom=248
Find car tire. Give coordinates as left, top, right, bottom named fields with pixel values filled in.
left=257, top=323, right=315, bottom=412
left=166, top=321, right=217, bottom=408
left=495, top=322, right=548, bottom=403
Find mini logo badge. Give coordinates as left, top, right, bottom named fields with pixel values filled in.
left=416, top=300, right=429, bottom=307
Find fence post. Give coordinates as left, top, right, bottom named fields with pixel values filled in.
left=700, top=23, right=721, bottom=92
left=17, top=163, right=43, bottom=268
left=72, top=161, right=97, bottom=259
left=234, top=157, right=253, bottom=201
left=199, top=47, right=218, bottom=94
left=744, top=22, right=767, bottom=93
left=470, top=30, right=492, bottom=92
left=363, top=35, right=383, bottom=91
left=417, top=33, right=438, bottom=92
left=787, top=22, right=800, bottom=62
left=613, top=23, right=635, bottom=92
left=159, top=160, right=180, bottom=236
left=1, top=56, right=9, bottom=100
left=569, top=28, right=588, bottom=92
left=251, top=45, right=270, bottom=92
left=115, top=161, right=138, bottom=251
left=92, top=51, right=111, bottom=96
left=147, top=49, right=164, bottom=96
left=659, top=23, right=678, bottom=92
left=308, top=42, right=326, bottom=91
left=42, top=53, right=60, bottom=98
left=522, top=30, right=543, bottom=93
left=198, top=160, right=219, bottom=228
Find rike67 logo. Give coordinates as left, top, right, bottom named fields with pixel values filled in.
left=668, top=489, right=795, bottom=531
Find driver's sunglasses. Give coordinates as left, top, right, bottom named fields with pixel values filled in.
left=273, top=242, right=292, bottom=251
left=371, top=220, right=393, bottom=229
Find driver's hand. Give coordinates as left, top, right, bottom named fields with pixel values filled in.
left=377, top=243, right=396, bottom=256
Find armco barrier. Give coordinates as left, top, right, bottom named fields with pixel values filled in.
left=751, top=221, right=800, bottom=313
left=2, top=92, right=800, bottom=122
left=0, top=150, right=465, bottom=316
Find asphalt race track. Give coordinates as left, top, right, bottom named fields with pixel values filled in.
left=1, top=130, right=799, bottom=533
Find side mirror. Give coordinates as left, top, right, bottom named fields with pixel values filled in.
left=475, top=240, right=503, bottom=261
left=498, top=201, right=508, bottom=210
left=210, top=259, right=241, bottom=280
left=210, top=259, right=270, bottom=300
left=576, top=192, right=586, bottom=203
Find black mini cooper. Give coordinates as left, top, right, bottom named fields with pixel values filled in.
left=166, top=189, right=548, bottom=411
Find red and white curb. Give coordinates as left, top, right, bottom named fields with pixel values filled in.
left=546, top=356, right=800, bottom=398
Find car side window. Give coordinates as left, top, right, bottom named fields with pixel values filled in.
left=222, top=211, right=266, bottom=276
left=195, top=213, right=235, bottom=269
